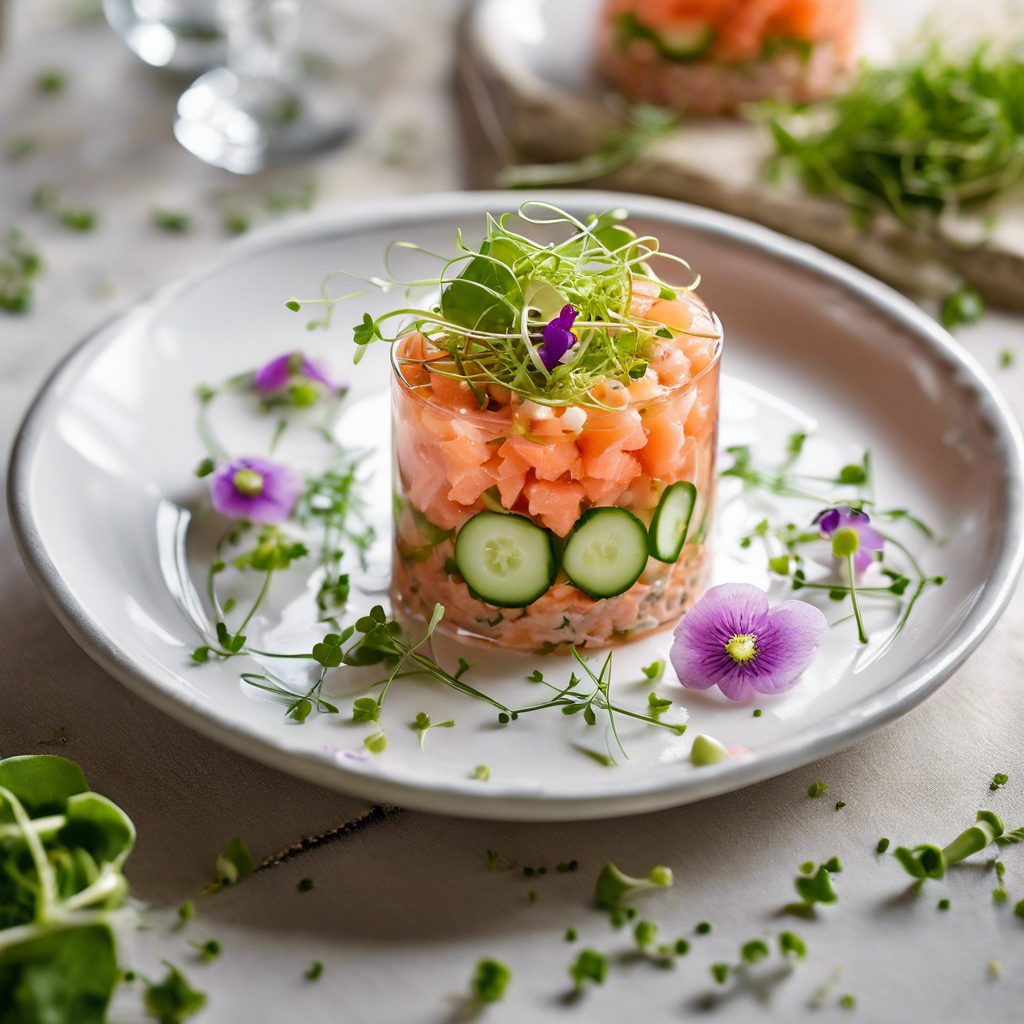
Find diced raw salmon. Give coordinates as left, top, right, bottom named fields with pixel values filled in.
left=524, top=478, right=586, bottom=536
left=500, top=435, right=580, bottom=482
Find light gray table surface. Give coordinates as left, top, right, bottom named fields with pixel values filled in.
left=2, top=2, right=1023, bottom=1021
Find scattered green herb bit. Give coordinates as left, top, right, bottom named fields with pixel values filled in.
left=824, top=857, right=842, bottom=874
left=195, top=457, right=215, bottom=478
left=840, top=994, right=856, bottom=1009
left=124, top=970, right=137, bottom=982
left=695, top=922, right=711, bottom=935
left=641, top=659, right=665, bottom=680
left=305, top=961, right=323, bottom=981
left=190, top=939, right=221, bottom=962
left=941, top=285, right=984, bottom=330
left=143, top=963, right=206, bottom=1023
left=988, top=960, right=1002, bottom=980
left=38, top=726, right=67, bottom=745
left=297, top=877, right=314, bottom=893
left=0, top=227, right=42, bottom=313
left=215, top=835, right=255, bottom=886
left=795, top=865, right=838, bottom=906
left=285, top=299, right=301, bottom=312
left=178, top=901, right=195, bottom=923
left=471, top=764, right=491, bottom=781
left=691, top=734, right=729, bottom=766
left=799, top=862, right=814, bottom=875
left=835, top=801, right=846, bottom=811
left=877, top=838, right=890, bottom=854
left=938, top=899, right=951, bottom=911
left=1000, top=350, right=1014, bottom=368
left=741, top=939, right=769, bottom=964
left=570, top=949, right=608, bottom=991
left=594, top=862, right=673, bottom=908
left=993, top=888, right=1008, bottom=903
left=674, top=939, right=689, bottom=955
left=752, top=709, right=762, bottom=717
left=808, top=782, right=828, bottom=798
left=779, top=931, right=807, bottom=959
left=152, top=209, right=192, bottom=234
left=711, top=963, right=730, bottom=985
left=527, top=889, right=538, bottom=903
left=471, top=958, right=511, bottom=1004
left=565, top=927, right=577, bottom=942
left=557, top=859, right=579, bottom=873
left=364, top=731, right=387, bottom=754
left=991, top=772, right=1009, bottom=791
left=6, top=135, right=38, bottom=162
left=1014, top=899, right=1024, bottom=919
left=58, top=207, right=98, bottom=232
left=634, top=920, right=658, bottom=947
left=37, top=69, right=67, bottom=94
left=647, top=691, right=672, bottom=712
left=996, top=826, right=1024, bottom=845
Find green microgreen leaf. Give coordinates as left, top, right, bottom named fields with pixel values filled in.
left=569, top=949, right=608, bottom=991
left=215, top=836, right=255, bottom=887
left=470, top=958, right=511, bottom=1003
left=143, top=963, right=206, bottom=1023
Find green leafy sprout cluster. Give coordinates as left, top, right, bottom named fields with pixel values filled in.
left=285, top=202, right=720, bottom=408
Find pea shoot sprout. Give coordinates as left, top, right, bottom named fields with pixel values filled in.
left=594, top=862, right=673, bottom=909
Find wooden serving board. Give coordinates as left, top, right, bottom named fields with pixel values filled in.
left=456, top=3, right=1024, bottom=311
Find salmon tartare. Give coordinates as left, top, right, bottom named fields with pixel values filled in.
left=598, top=0, right=860, bottom=115
left=378, top=207, right=722, bottom=652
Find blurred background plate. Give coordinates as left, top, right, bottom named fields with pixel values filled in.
left=9, top=190, right=1024, bottom=820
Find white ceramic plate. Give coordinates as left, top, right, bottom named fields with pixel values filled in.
left=9, top=191, right=1024, bottom=820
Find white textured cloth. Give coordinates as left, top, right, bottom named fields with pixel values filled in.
left=2, top=2, right=1023, bottom=1022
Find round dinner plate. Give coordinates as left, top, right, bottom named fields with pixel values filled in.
left=9, top=191, right=1024, bottom=820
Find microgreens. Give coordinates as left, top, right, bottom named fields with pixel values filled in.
left=470, top=958, right=511, bottom=1004
left=941, top=284, right=985, bottom=330
left=413, top=712, right=455, bottom=748
left=594, top=862, right=673, bottom=910
left=152, top=209, right=192, bottom=234
left=792, top=861, right=840, bottom=908
left=0, top=755, right=137, bottom=1022
left=33, top=185, right=98, bottom=232
left=214, top=836, right=255, bottom=888
left=190, top=939, right=221, bottom=962
left=286, top=202, right=716, bottom=408
left=991, top=772, right=1009, bottom=791
left=305, top=961, right=324, bottom=980
left=143, top=963, right=206, bottom=1023
left=569, top=949, right=608, bottom=991
left=37, top=70, right=67, bottom=94
left=769, top=47, right=1024, bottom=227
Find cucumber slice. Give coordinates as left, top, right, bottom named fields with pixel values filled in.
left=454, top=512, right=557, bottom=608
left=649, top=481, right=697, bottom=563
left=658, top=24, right=714, bottom=61
left=562, top=508, right=650, bottom=600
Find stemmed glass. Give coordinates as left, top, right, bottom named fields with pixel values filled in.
left=172, top=0, right=358, bottom=173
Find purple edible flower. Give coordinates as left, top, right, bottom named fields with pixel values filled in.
left=813, top=504, right=884, bottom=574
left=537, top=305, right=578, bottom=371
left=254, top=351, right=339, bottom=395
left=670, top=583, right=828, bottom=702
left=210, top=456, right=302, bottom=524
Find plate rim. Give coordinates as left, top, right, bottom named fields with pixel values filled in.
left=9, top=189, right=1024, bottom=821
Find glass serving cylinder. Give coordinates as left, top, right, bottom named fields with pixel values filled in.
left=102, top=0, right=230, bottom=71
left=389, top=314, right=722, bottom=654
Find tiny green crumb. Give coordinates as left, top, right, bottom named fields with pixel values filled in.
left=641, top=659, right=665, bottom=680
left=711, top=963, right=729, bottom=984
left=37, top=70, right=67, bottom=94
left=143, top=964, right=206, bottom=1023
left=297, top=877, right=314, bottom=893
left=991, top=772, right=1009, bottom=791
left=741, top=940, right=769, bottom=964
left=779, top=931, right=807, bottom=959
left=285, top=299, right=301, bottom=312
left=123, top=971, right=136, bottom=982
left=988, top=960, right=1002, bottom=980
left=753, top=709, right=762, bottom=717
left=152, top=209, right=192, bottom=234
left=674, top=939, right=689, bottom=955
left=305, top=961, right=323, bottom=981
left=993, top=889, right=1008, bottom=903
left=471, top=958, right=511, bottom=1004
left=835, top=801, right=846, bottom=811
left=59, top=207, right=98, bottom=232
left=556, top=860, right=579, bottom=873
left=938, top=898, right=951, bottom=911
left=695, top=922, right=711, bottom=935
left=840, top=994, right=856, bottom=1009
left=191, top=939, right=221, bottom=962
left=570, top=949, right=608, bottom=990
left=1014, top=899, right=1024, bottom=919
left=565, top=927, right=577, bottom=942
left=800, top=862, right=814, bottom=875
left=877, top=838, right=890, bottom=854
left=1000, top=350, right=1014, bottom=368
left=941, top=284, right=984, bottom=330
left=178, top=900, right=194, bottom=923
left=471, top=764, right=490, bottom=781
left=527, top=889, right=537, bottom=903
left=808, top=781, right=828, bottom=798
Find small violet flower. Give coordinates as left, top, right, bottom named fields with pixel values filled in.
left=254, top=351, right=341, bottom=404
left=210, top=456, right=302, bottom=524
left=814, top=504, right=884, bottom=574
left=670, top=583, right=828, bottom=701
left=537, top=305, right=578, bottom=371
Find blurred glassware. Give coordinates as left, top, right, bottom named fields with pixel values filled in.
left=173, top=0, right=358, bottom=173
left=102, top=0, right=230, bottom=72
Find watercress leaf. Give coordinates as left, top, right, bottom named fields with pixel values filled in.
left=440, top=236, right=522, bottom=334
left=60, top=791, right=136, bottom=867
left=364, top=732, right=387, bottom=754
left=0, top=754, right=88, bottom=815
left=288, top=699, right=312, bottom=723
left=215, top=836, right=255, bottom=886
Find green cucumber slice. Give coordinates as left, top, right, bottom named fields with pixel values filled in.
left=649, top=481, right=697, bottom=563
left=454, top=512, right=557, bottom=608
left=562, top=507, right=650, bottom=600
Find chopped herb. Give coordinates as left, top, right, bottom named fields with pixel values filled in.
left=877, top=838, right=890, bottom=854
left=527, top=889, right=538, bottom=903
left=779, top=931, right=807, bottom=959
left=695, top=922, right=711, bottom=935
left=795, top=864, right=838, bottom=906
left=5, top=135, right=38, bottom=162
left=214, top=836, right=255, bottom=887
left=38, top=726, right=67, bottom=745
left=37, top=70, right=67, bottom=94
left=570, top=949, right=608, bottom=991
left=143, top=963, right=206, bottom=1022
left=938, top=898, right=951, bottom=910
left=634, top=920, right=658, bottom=947
left=0, top=227, right=42, bottom=313
left=565, top=927, right=577, bottom=942
left=471, top=764, right=491, bottom=781
left=297, top=877, right=314, bottom=893
left=470, top=958, right=511, bottom=1004
left=840, top=994, right=856, bottom=1009
left=1014, top=899, right=1024, bottom=919
left=647, top=692, right=672, bottom=712
left=835, top=801, right=846, bottom=811
left=152, top=209, right=192, bottom=234
left=190, top=939, right=221, bottom=962
left=556, top=860, right=579, bottom=873
left=752, top=709, right=762, bottom=717
left=674, top=939, right=689, bottom=955
left=993, top=889, right=1008, bottom=902
left=824, top=856, right=842, bottom=874
left=711, top=963, right=729, bottom=984
left=800, top=862, right=814, bottom=875
left=58, top=207, right=98, bottom=232
left=741, top=939, right=769, bottom=964
left=808, top=782, right=828, bottom=798
left=178, top=901, right=195, bottom=923
left=941, top=285, right=984, bottom=330
left=1000, top=350, right=1014, bottom=368
left=991, top=772, right=1009, bottom=791
left=305, top=961, right=323, bottom=981
left=641, top=659, right=665, bottom=680
left=364, top=731, right=387, bottom=754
